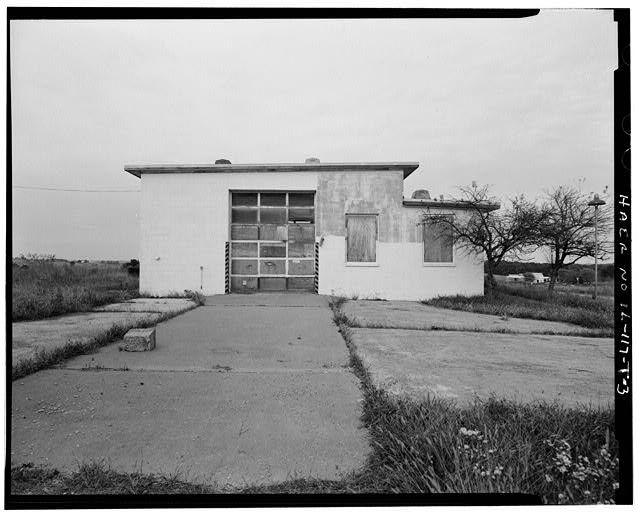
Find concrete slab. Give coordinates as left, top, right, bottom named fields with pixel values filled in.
left=343, top=299, right=603, bottom=336
left=94, top=298, right=196, bottom=313
left=63, top=304, right=348, bottom=372
left=12, top=312, right=165, bottom=366
left=11, top=369, right=365, bottom=487
left=11, top=294, right=369, bottom=487
left=350, top=328, right=613, bottom=408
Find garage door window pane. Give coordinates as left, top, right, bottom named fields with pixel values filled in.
left=231, top=242, right=258, bottom=257
left=231, top=193, right=258, bottom=206
left=260, top=193, right=286, bottom=206
left=289, top=193, right=314, bottom=207
left=260, top=208, right=287, bottom=224
left=346, top=215, right=377, bottom=262
left=232, top=208, right=258, bottom=224
left=423, top=218, right=453, bottom=263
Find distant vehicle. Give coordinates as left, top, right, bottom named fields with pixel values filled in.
left=505, top=274, right=526, bottom=283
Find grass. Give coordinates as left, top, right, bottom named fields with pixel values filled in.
left=423, top=285, right=613, bottom=331
left=11, top=312, right=180, bottom=380
left=9, top=296, right=618, bottom=503
left=12, top=259, right=139, bottom=321
left=327, top=296, right=618, bottom=503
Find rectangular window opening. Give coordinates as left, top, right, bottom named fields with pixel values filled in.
left=423, top=217, right=454, bottom=263
left=346, top=214, right=377, bottom=263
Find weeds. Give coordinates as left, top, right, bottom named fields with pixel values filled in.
left=11, top=461, right=213, bottom=495
left=424, top=286, right=613, bottom=330
left=12, top=259, right=139, bottom=321
left=327, top=298, right=618, bottom=503
left=12, top=311, right=182, bottom=380
left=10, top=296, right=618, bottom=502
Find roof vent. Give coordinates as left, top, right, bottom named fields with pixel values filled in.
left=411, top=189, right=431, bottom=200
left=215, top=159, right=231, bottom=164
left=305, top=157, right=320, bottom=163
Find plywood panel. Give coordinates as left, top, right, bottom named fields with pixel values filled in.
left=231, top=242, right=258, bottom=257
left=260, top=243, right=286, bottom=257
left=231, top=225, right=259, bottom=240
left=346, top=215, right=377, bottom=262
left=288, top=242, right=315, bottom=258
left=260, top=260, right=286, bottom=275
left=288, top=260, right=314, bottom=275
left=288, top=224, right=315, bottom=243
left=423, top=221, right=453, bottom=263
left=288, top=277, right=314, bottom=290
left=259, top=224, right=288, bottom=241
left=231, top=259, right=258, bottom=275
left=230, top=276, right=258, bottom=292
left=259, top=277, right=287, bottom=291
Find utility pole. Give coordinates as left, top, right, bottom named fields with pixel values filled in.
left=588, top=194, right=606, bottom=299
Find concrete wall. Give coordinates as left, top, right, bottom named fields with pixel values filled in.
left=139, top=168, right=484, bottom=300
left=140, top=171, right=318, bottom=296
left=316, top=190, right=484, bottom=300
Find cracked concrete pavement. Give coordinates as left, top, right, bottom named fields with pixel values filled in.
left=344, top=300, right=613, bottom=407
left=11, top=294, right=368, bottom=488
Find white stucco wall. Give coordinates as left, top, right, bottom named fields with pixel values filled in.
left=317, top=237, right=484, bottom=301
left=140, top=171, right=318, bottom=295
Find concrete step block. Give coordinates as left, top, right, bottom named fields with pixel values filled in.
left=121, top=327, right=156, bottom=352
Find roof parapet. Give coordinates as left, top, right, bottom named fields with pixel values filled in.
left=124, top=161, right=420, bottom=179
left=403, top=198, right=500, bottom=211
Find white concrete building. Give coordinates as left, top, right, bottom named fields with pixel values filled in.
left=126, top=160, right=498, bottom=301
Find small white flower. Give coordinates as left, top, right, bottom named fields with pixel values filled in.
left=613, top=482, right=619, bottom=490
left=584, top=491, right=591, bottom=496
left=545, top=474, right=553, bottom=482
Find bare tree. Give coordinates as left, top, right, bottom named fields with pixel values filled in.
left=536, top=185, right=613, bottom=295
left=421, top=185, right=541, bottom=293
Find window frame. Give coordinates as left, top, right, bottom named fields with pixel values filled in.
left=345, top=213, right=379, bottom=266
left=422, top=215, right=455, bottom=267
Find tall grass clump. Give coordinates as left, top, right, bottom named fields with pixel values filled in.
left=424, top=286, right=613, bottom=330
left=12, top=258, right=139, bottom=321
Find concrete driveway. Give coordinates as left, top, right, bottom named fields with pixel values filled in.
left=11, top=294, right=368, bottom=488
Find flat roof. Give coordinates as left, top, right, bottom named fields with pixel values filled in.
left=124, top=162, right=420, bottom=179
left=403, top=198, right=500, bottom=211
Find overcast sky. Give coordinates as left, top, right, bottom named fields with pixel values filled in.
left=10, top=10, right=617, bottom=260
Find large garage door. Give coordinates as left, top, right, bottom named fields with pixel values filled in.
left=230, top=191, right=315, bottom=292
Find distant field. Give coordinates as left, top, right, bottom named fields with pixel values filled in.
left=12, top=259, right=139, bottom=321
left=425, top=282, right=614, bottom=331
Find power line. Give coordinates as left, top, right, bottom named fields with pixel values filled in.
left=12, top=185, right=140, bottom=193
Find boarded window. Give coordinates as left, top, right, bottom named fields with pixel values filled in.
left=423, top=218, right=454, bottom=263
left=346, top=215, right=377, bottom=262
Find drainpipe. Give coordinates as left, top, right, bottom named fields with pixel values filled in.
left=200, top=266, right=204, bottom=290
